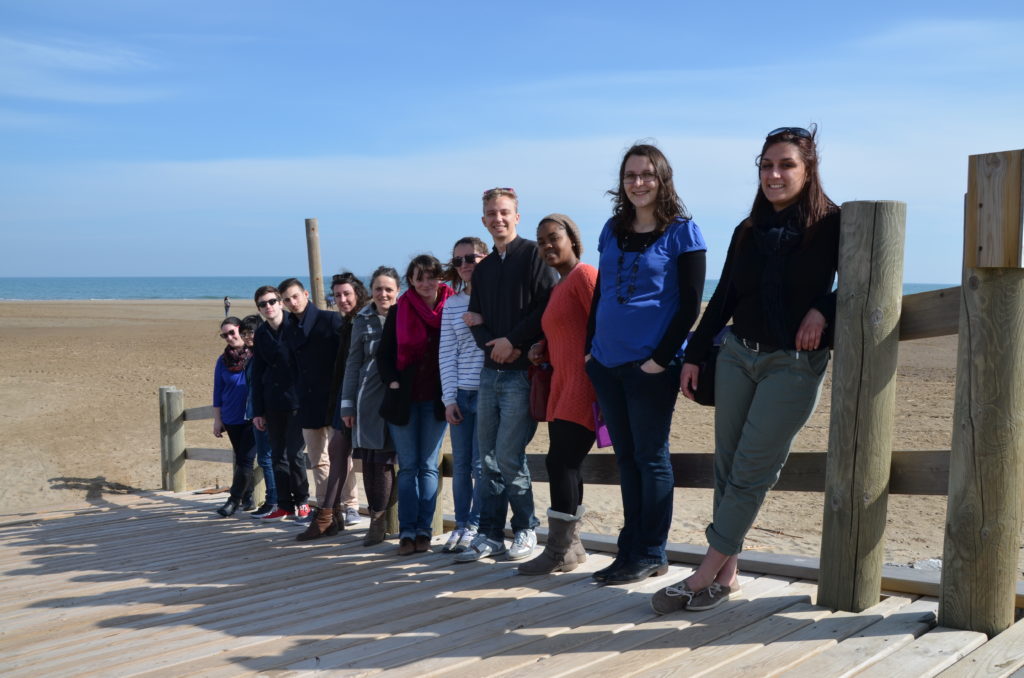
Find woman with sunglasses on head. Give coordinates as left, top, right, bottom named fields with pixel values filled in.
left=341, top=267, right=401, bottom=546
left=438, top=237, right=489, bottom=553
left=297, top=272, right=369, bottom=541
left=586, top=143, right=707, bottom=584
left=377, top=254, right=455, bottom=556
left=652, top=126, right=840, bottom=614
left=517, top=214, right=598, bottom=575
left=213, top=316, right=257, bottom=517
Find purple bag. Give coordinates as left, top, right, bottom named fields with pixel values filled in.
left=592, top=402, right=612, bottom=448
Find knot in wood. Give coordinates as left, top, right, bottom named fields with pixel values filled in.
left=862, top=492, right=871, bottom=505
left=830, top=494, right=842, bottom=510
left=869, top=309, right=883, bottom=326
left=980, top=526, right=990, bottom=539
left=969, top=275, right=980, bottom=290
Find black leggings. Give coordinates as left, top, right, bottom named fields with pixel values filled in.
left=361, top=458, right=396, bottom=514
left=546, top=419, right=595, bottom=514
left=225, top=422, right=256, bottom=504
left=323, top=427, right=353, bottom=511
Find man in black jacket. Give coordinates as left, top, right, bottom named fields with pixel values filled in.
left=454, top=187, right=557, bottom=563
left=280, top=278, right=342, bottom=525
left=251, top=285, right=309, bottom=521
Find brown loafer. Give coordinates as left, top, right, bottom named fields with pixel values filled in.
left=398, top=537, right=416, bottom=556
left=415, top=534, right=432, bottom=553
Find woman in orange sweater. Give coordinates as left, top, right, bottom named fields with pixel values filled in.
left=519, top=214, right=598, bottom=575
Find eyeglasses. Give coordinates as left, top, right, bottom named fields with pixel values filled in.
left=766, top=127, right=811, bottom=139
left=623, top=172, right=657, bottom=185
left=220, top=329, right=239, bottom=339
left=451, top=254, right=481, bottom=267
left=257, top=298, right=280, bottom=309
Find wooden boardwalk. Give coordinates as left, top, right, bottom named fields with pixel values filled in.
left=1, top=492, right=1022, bottom=677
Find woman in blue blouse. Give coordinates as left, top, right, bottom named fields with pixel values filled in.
left=585, top=143, right=707, bottom=584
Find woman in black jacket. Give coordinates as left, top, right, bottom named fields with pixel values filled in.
left=652, top=126, right=840, bottom=614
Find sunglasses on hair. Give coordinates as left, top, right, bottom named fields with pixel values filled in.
left=766, top=127, right=812, bottom=139
left=451, top=254, right=481, bottom=267
left=481, top=187, right=517, bottom=198
left=257, top=298, right=280, bottom=309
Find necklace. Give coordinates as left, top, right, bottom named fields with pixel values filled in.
left=615, top=232, right=654, bottom=304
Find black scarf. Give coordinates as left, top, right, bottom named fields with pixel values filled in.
left=222, top=345, right=252, bottom=373
left=752, top=204, right=804, bottom=347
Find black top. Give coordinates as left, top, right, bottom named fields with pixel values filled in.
left=468, top=235, right=558, bottom=370
left=685, top=205, right=840, bottom=364
left=251, top=316, right=299, bottom=416
left=325, top=315, right=355, bottom=428
left=283, top=303, right=342, bottom=428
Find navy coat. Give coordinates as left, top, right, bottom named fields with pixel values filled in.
left=251, top=315, right=300, bottom=416
left=284, top=303, right=342, bottom=428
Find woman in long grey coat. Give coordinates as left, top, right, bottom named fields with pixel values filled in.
left=340, top=266, right=400, bottom=546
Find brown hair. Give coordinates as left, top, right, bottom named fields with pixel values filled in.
left=481, top=187, right=518, bottom=211
left=444, top=236, right=489, bottom=292
left=330, top=271, right=369, bottom=318
left=607, top=142, right=690, bottom=237
left=253, top=285, right=279, bottom=304
left=404, top=254, right=444, bottom=286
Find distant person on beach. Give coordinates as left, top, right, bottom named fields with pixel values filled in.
left=251, top=285, right=310, bottom=521
left=297, top=272, right=369, bottom=541
left=653, top=126, right=840, bottom=614
left=454, top=187, right=557, bottom=564
left=437, top=236, right=489, bottom=553
left=240, top=314, right=277, bottom=518
left=377, top=254, right=454, bottom=555
left=212, top=316, right=256, bottom=517
left=586, top=143, right=706, bottom=585
left=341, top=267, right=401, bottom=546
left=280, top=277, right=342, bottom=527
left=224, top=296, right=231, bottom=317
left=518, top=214, right=598, bottom=575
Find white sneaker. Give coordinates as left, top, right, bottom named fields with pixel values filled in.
left=506, top=529, right=537, bottom=561
left=442, top=528, right=464, bottom=553
left=453, top=534, right=506, bottom=562
left=455, top=528, right=477, bottom=553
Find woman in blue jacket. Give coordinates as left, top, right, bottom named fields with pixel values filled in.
left=213, top=316, right=256, bottom=517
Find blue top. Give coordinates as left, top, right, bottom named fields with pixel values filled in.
left=592, top=217, right=707, bottom=367
left=213, top=355, right=249, bottom=426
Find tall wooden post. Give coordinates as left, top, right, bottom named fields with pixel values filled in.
left=305, top=218, right=327, bottom=309
left=160, top=386, right=187, bottom=492
left=940, top=149, right=1024, bottom=636
left=817, top=201, right=906, bottom=612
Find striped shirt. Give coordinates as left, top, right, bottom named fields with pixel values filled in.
left=438, top=291, right=484, bottom=405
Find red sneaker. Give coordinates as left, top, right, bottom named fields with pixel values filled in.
left=295, top=504, right=311, bottom=520
left=261, top=507, right=294, bottom=521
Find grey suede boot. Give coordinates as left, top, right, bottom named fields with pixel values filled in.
left=364, top=510, right=387, bottom=546
left=517, top=506, right=584, bottom=575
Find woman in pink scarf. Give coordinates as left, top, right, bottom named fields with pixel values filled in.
left=377, top=254, right=455, bottom=555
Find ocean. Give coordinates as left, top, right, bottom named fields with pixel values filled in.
left=0, top=276, right=955, bottom=302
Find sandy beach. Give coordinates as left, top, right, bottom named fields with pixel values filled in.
left=1, top=298, right=1020, bottom=576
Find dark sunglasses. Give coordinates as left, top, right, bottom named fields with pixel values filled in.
left=766, top=127, right=811, bottom=139
left=481, top=186, right=517, bottom=198
left=219, top=329, right=239, bottom=339
left=451, top=254, right=481, bottom=267
left=257, top=298, right=280, bottom=309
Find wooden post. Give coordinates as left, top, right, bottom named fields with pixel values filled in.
left=940, top=149, right=1024, bottom=636
left=160, top=386, right=187, bottom=492
left=305, top=218, right=327, bottom=310
left=432, top=457, right=445, bottom=537
left=818, top=201, right=906, bottom=612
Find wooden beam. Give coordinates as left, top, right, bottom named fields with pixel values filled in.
left=182, top=404, right=215, bottom=421
left=161, top=387, right=186, bottom=492
left=899, top=286, right=960, bottom=340
left=305, top=217, right=326, bottom=310
left=965, top=150, right=1024, bottom=268
left=184, top=447, right=233, bottom=464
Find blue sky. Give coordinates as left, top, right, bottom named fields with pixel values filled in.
left=1, top=1, right=1021, bottom=283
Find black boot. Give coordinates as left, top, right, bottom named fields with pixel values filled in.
left=216, top=499, right=239, bottom=517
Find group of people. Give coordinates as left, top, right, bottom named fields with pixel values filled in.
left=211, top=126, right=840, bottom=615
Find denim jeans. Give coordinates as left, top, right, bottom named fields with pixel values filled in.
left=253, top=425, right=277, bottom=506
left=586, top=358, right=680, bottom=563
left=388, top=400, right=448, bottom=540
left=450, top=388, right=482, bottom=530
left=476, top=367, right=539, bottom=541
left=708, top=335, right=828, bottom=555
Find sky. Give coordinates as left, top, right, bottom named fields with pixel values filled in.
left=1, top=1, right=1022, bottom=283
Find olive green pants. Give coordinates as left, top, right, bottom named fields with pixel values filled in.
left=706, top=334, right=829, bottom=555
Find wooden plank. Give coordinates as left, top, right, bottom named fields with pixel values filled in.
left=900, top=287, right=960, bottom=340
left=183, top=447, right=232, bottom=463
left=966, top=150, right=1024, bottom=268
left=181, top=404, right=214, bottom=421
left=934, top=616, right=1024, bottom=677
left=714, top=594, right=915, bottom=678
left=775, top=597, right=937, bottom=678
left=527, top=449, right=951, bottom=495
left=853, top=626, right=988, bottom=678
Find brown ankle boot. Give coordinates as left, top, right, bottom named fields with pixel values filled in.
left=296, top=505, right=335, bottom=541
left=325, top=507, right=342, bottom=537
left=364, top=511, right=387, bottom=546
